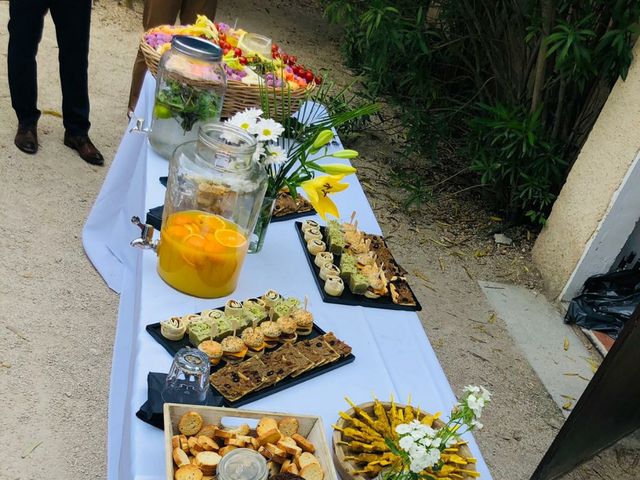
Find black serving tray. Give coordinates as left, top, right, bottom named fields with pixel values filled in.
left=295, top=221, right=422, bottom=312
left=151, top=177, right=315, bottom=229
left=146, top=310, right=355, bottom=407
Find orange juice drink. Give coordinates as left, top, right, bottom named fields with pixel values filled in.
left=157, top=210, right=249, bottom=298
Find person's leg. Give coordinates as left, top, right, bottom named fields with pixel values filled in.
left=128, top=0, right=182, bottom=112
left=50, top=0, right=104, bottom=165
left=179, top=0, right=218, bottom=24
left=7, top=0, right=48, bottom=128
left=49, top=0, right=91, bottom=136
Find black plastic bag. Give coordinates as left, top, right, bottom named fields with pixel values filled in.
left=565, top=269, right=640, bottom=339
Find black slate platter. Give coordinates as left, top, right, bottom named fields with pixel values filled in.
left=151, top=177, right=315, bottom=228
left=146, top=312, right=355, bottom=408
left=295, top=221, right=422, bottom=312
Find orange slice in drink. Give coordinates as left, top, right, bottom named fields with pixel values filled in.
left=169, top=213, right=194, bottom=226
left=214, top=229, right=247, bottom=249
left=203, top=233, right=224, bottom=254
left=165, top=225, right=191, bottom=240
left=184, top=233, right=206, bottom=249
left=197, top=214, right=226, bottom=233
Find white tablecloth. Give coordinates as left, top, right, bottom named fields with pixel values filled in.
left=83, top=73, right=492, bottom=480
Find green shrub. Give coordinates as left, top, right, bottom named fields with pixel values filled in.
left=324, top=0, right=640, bottom=224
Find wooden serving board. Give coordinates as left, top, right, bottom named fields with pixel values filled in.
left=164, top=403, right=338, bottom=480
left=332, top=402, right=477, bottom=480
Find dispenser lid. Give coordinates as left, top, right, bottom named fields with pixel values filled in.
left=171, top=35, right=222, bottom=62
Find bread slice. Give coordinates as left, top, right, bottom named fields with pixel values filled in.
left=282, top=459, right=300, bottom=474
left=179, top=435, right=189, bottom=452
left=300, top=462, right=324, bottom=480
left=256, top=417, right=279, bottom=437
left=179, top=412, right=204, bottom=437
left=219, top=445, right=238, bottom=456
left=265, top=443, right=286, bottom=458
left=197, top=436, right=219, bottom=451
left=257, top=428, right=282, bottom=446
left=195, top=451, right=221, bottom=476
left=225, top=437, right=246, bottom=447
left=188, top=436, right=204, bottom=455
left=213, top=428, right=235, bottom=440
left=297, top=452, right=320, bottom=470
left=229, top=423, right=251, bottom=436
left=278, top=436, right=302, bottom=456
left=292, top=433, right=316, bottom=453
left=249, top=437, right=260, bottom=450
left=173, top=447, right=190, bottom=467
left=174, top=464, right=204, bottom=480
left=172, top=435, right=181, bottom=450
left=278, top=417, right=300, bottom=437
left=197, top=424, right=219, bottom=439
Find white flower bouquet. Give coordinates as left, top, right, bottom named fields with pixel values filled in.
left=384, top=386, right=491, bottom=480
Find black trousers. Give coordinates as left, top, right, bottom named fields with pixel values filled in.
left=8, top=0, right=92, bottom=136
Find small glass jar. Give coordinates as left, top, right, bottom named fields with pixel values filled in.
left=156, top=123, right=268, bottom=298
left=149, top=35, right=226, bottom=159
left=217, top=448, right=268, bottom=480
left=162, top=347, right=210, bottom=404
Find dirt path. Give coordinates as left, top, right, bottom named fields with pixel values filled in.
left=0, top=1, right=636, bottom=479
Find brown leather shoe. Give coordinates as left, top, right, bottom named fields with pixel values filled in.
left=15, top=124, right=38, bottom=154
left=64, top=133, right=104, bottom=166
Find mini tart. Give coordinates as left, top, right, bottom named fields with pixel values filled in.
left=241, top=327, right=266, bottom=355
left=198, top=340, right=223, bottom=365
left=301, top=219, right=320, bottom=233
left=276, top=316, right=298, bottom=343
left=325, top=275, right=345, bottom=296
left=319, top=262, right=341, bottom=281
left=220, top=336, right=248, bottom=364
left=304, top=227, right=324, bottom=243
left=314, top=251, right=334, bottom=268
left=260, top=321, right=282, bottom=347
left=307, top=239, right=326, bottom=255
left=261, top=289, right=282, bottom=308
left=292, top=309, right=314, bottom=335
left=160, top=317, right=186, bottom=341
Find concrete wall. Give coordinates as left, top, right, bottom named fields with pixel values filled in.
left=532, top=41, right=640, bottom=300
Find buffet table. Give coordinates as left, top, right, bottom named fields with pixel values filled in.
left=83, top=73, right=492, bottom=480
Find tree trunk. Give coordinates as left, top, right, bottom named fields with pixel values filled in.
left=530, top=0, right=555, bottom=113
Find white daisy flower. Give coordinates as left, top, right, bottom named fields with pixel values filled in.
left=263, top=145, right=287, bottom=166
left=227, top=111, right=259, bottom=132
left=252, top=143, right=266, bottom=162
left=251, top=118, right=284, bottom=141
left=243, top=107, right=264, bottom=120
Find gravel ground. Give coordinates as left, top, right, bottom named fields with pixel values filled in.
left=0, top=1, right=636, bottom=479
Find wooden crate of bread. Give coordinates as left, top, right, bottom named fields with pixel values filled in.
left=164, top=403, right=338, bottom=480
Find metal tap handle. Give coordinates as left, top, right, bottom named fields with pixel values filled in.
left=130, top=216, right=157, bottom=250
left=129, top=118, right=149, bottom=134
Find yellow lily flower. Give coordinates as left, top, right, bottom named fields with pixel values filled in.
left=301, top=175, right=350, bottom=220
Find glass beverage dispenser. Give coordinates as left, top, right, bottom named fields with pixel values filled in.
left=132, top=123, right=268, bottom=298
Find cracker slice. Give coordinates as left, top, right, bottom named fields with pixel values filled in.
left=321, top=332, right=352, bottom=357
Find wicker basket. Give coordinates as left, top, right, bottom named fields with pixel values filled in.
left=140, top=35, right=315, bottom=120
left=333, top=402, right=478, bottom=480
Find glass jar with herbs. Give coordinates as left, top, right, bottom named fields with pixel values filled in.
left=149, top=35, right=226, bottom=159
